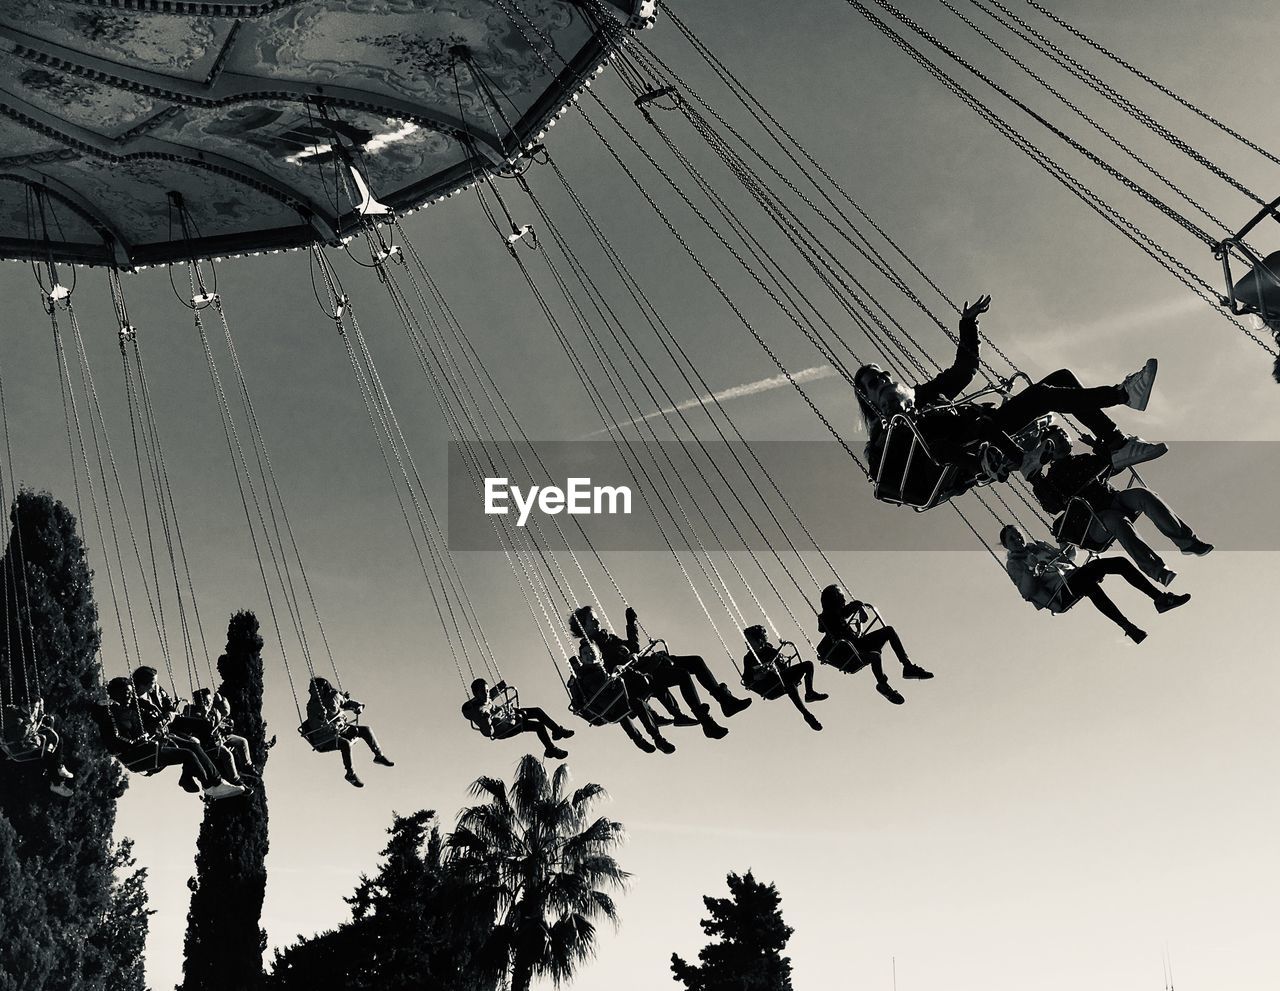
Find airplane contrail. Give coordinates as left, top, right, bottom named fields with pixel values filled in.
left=585, top=364, right=838, bottom=436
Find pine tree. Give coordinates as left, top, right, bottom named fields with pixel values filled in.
left=671, top=871, right=795, bottom=991
left=0, top=490, right=150, bottom=991
left=180, top=611, right=272, bottom=991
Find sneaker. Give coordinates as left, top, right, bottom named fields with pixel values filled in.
left=651, top=712, right=675, bottom=726
left=902, top=663, right=934, bottom=680
left=671, top=713, right=701, bottom=727
left=654, top=736, right=676, bottom=754
left=717, top=687, right=752, bottom=718
left=1125, top=628, right=1148, bottom=644
left=1156, top=569, right=1177, bottom=587
left=803, top=713, right=823, bottom=732
left=876, top=682, right=905, bottom=705
left=631, top=736, right=657, bottom=754
left=1155, top=592, right=1191, bottom=614
left=804, top=690, right=829, bottom=703
left=178, top=774, right=202, bottom=794
left=551, top=727, right=575, bottom=740
left=344, top=771, right=364, bottom=788
left=49, top=782, right=73, bottom=798
left=543, top=745, right=568, bottom=760
left=1110, top=436, right=1168, bottom=471
left=372, top=754, right=395, bottom=767
left=1181, top=539, right=1214, bottom=557
left=1121, top=357, right=1158, bottom=410
left=204, top=782, right=247, bottom=801
left=55, top=765, right=74, bottom=781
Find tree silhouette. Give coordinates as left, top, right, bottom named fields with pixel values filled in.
left=0, top=490, right=149, bottom=991
left=671, top=871, right=795, bottom=991
left=269, top=809, right=489, bottom=991
left=181, top=611, right=272, bottom=991
left=448, top=756, right=628, bottom=991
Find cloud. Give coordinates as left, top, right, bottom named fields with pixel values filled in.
left=586, top=365, right=838, bottom=437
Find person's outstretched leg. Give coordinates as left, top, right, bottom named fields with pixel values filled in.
left=337, top=737, right=362, bottom=787
left=522, top=706, right=575, bottom=741
left=519, top=713, right=566, bottom=759
left=1092, top=555, right=1191, bottom=613
left=856, top=627, right=932, bottom=680
left=1068, top=562, right=1146, bottom=641
left=993, top=369, right=1125, bottom=442
left=670, top=654, right=751, bottom=717
left=619, top=717, right=657, bottom=753
left=350, top=724, right=394, bottom=767
left=1113, top=488, right=1201, bottom=553
left=794, top=660, right=828, bottom=702
left=653, top=688, right=699, bottom=726
left=631, top=705, right=675, bottom=753
left=1098, top=507, right=1169, bottom=582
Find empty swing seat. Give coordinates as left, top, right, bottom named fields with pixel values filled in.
left=1229, top=249, right=1280, bottom=319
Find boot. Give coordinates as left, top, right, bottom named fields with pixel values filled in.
left=696, top=704, right=729, bottom=740
left=803, top=712, right=823, bottom=732
left=551, top=726, right=575, bottom=740
left=543, top=744, right=568, bottom=760
left=713, top=683, right=752, bottom=718
left=876, top=682, right=905, bottom=705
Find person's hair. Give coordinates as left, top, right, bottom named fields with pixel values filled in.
left=470, top=677, right=487, bottom=696
left=999, top=524, right=1020, bottom=548
left=743, top=624, right=767, bottom=643
left=309, top=676, right=333, bottom=699
left=853, top=366, right=882, bottom=438
left=107, top=677, right=133, bottom=704
left=192, top=687, right=211, bottom=701
left=819, top=584, right=844, bottom=613
left=131, top=665, right=158, bottom=686
left=569, top=605, right=594, bottom=639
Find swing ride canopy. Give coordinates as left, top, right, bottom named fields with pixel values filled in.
left=0, top=0, right=646, bottom=268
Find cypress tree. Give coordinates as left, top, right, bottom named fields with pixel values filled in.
left=0, top=490, right=149, bottom=991
left=671, top=871, right=796, bottom=991
left=180, top=610, right=272, bottom=991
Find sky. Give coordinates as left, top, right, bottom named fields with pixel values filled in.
left=2, top=1, right=1278, bottom=989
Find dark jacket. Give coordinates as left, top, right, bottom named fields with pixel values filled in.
left=586, top=611, right=641, bottom=673
left=817, top=600, right=866, bottom=642
left=1031, top=453, right=1115, bottom=515
left=868, top=314, right=984, bottom=474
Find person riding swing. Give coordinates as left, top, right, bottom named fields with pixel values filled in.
left=462, top=677, right=574, bottom=760
left=301, top=676, right=394, bottom=788
left=855, top=294, right=1168, bottom=506
left=740, top=625, right=828, bottom=731
left=1, top=697, right=75, bottom=798
left=816, top=585, right=933, bottom=705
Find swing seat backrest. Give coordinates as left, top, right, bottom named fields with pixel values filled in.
left=0, top=736, right=45, bottom=763
left=298, top=719, right=342, bottom=753
left=816, top=634, right=876, bottom=675
left=875, top=415, right=966, bottom=511
left=568, top=668, right=632, bottom=726
left=486, top=685, right=522, bottom=738
left=1053, top=498, right=1116, bottom=553
left=1229, top=248, right=1280, bottom=318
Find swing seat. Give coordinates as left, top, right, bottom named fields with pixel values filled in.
left=298, top=718, right=347, bottom=753
left=816, top=634, right=879, bottom=675
left=567, top=669, right=633, bottom=725
left=468, top=685, right=522, bottom=739
left=1052, top=497, right=1117, bottom=553
left=1229, top=250, right=1280, bottom=318
left=874, top=415, right=968, bottom=510
left=742, top=642, right=801, bottom=700
left=0, top=735, right=45, bottom=763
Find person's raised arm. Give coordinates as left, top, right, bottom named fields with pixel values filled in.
left=915, top=294, right=989, bottom=408
left=625, top=606, right=641, bottom=654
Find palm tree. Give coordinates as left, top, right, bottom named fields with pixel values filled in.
left=448, top=755, right=628, bottom=991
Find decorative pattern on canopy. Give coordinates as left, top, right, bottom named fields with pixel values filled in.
left=0, top=0, right=642, bottom=267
